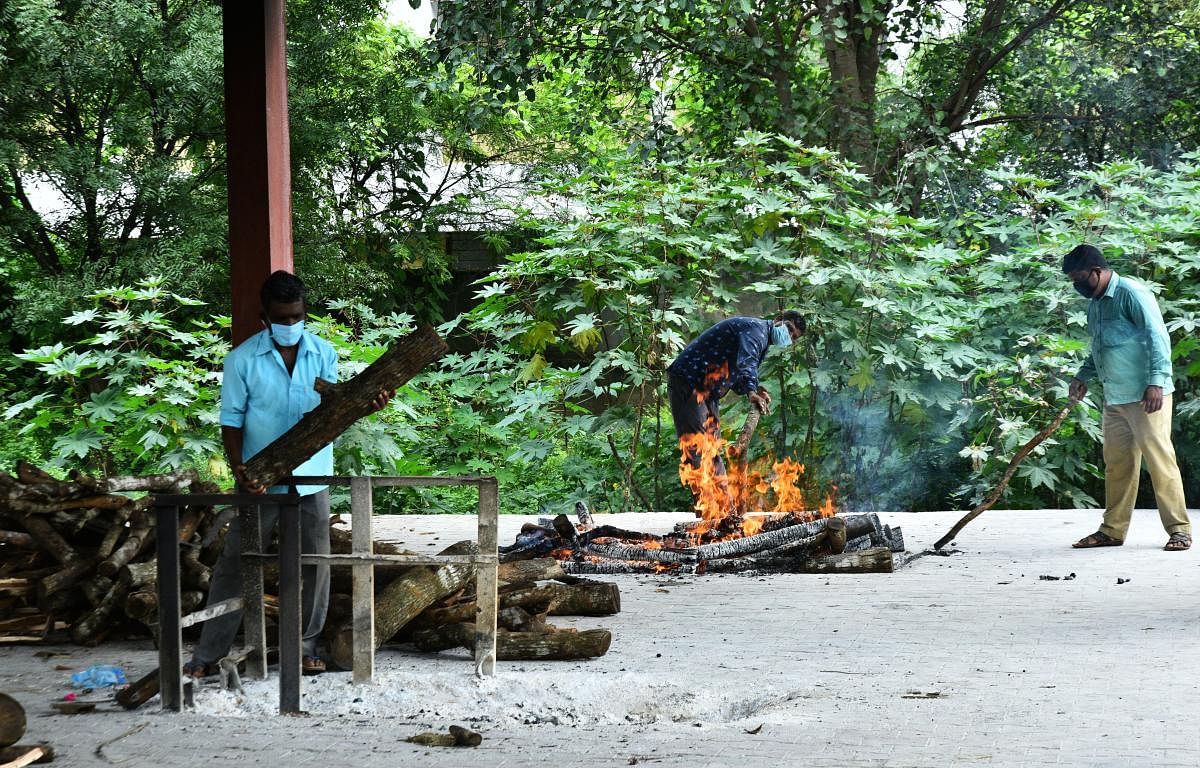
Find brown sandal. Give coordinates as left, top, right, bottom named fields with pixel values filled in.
left=182, top=659, right=218, bottom=679
left=1164, top=532, right=1191, bottom=551
left=1072, top=531, right=1123, bottom=548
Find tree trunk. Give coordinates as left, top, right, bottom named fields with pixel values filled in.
left=242, top=325, right=448, bottom=489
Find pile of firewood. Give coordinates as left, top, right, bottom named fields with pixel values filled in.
left=0, top=461, right=619, bottom=666
left=501, top=503, right=906, bottom=575
left=321, top=531, right=617, bottom=668
left=0, top=462, right=219, bottom=646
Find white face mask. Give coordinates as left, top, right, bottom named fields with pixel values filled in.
left=771, top=323, right=792, bottom=347
left=270, top=320, right=304, bottom=347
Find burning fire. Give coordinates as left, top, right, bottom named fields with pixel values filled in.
left=677, top=415, right=835, bottom=537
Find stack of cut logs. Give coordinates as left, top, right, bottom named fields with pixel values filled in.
left=322, top=534, right=618, bottom=669
left=0, top=461, right=618, bottom=664
left=0, top=462, right=215, bottom=646
left=500, top=504, right=906, bottom=575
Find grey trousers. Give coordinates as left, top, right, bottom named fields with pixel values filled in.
left=192, top=489, right=331, bottom=663
left=668, top=373, right=727, bottom=476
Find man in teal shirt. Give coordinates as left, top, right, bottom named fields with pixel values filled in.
left=1063, top=245, right=1191, bottom=551
left=185, top=271, right=389, bottom=677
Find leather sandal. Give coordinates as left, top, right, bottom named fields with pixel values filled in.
left=182, top=659, right=218, bottom=679
left=1164, top=532, right=1192, bottom=551
left=302, top=656, right=326, bottom=675
left=1072, top=531, right=1122, bottom=548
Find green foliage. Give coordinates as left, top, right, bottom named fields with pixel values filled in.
left=445, top=141, right=1200, bottom=511
left=5, top=277, right=227, bottom=476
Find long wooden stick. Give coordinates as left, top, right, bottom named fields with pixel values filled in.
left=933, top=396, right=1081, bottom=550
left=731, top=408, right=762, bottom=515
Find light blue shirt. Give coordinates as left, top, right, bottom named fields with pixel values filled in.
left=1075, top=272, right=1174, bottom=406
left=219, top=329, right=338, bottom=495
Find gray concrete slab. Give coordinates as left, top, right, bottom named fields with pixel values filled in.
left=2, top=508, right=1197, bottom=767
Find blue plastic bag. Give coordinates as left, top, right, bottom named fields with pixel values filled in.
left=70, top=665, right=127, bottom=688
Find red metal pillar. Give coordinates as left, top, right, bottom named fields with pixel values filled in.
left=224, top=0, right=294, bottom=345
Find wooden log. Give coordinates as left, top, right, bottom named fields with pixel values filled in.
left=560, top=560, right=664, bottom=575
left=242, top=325, right=448, bottom=490
left=15, top=517, right=76, bottom=565
left=0, top=467, right=195, bottom=505
left=825, top=517, right=847, bottom=555
left=327, top=540, right=475, bottom=670
left=36, top=560, right=93, bottom=601
left=0, top=615, right=51, bottom=639
left=0, top=745, right=53, bottom=767
left=799, top=547, right=894, bottom=573
left=0, top=694, right=24, bottom=748
left=96, top=507, right=133, bottom=560
left=115, top=667, right=158, bottom=710
left=497, top=557, right=568, bottom=587
left=124, top=589, right=202, bottom=625
left=703, top=533, right=823, bottom=573
left=119, top=561, right=158, bottom=589
left=0, top=579, right=31, bottom=597
left=326, top=526, right=415, bottom=594
left=181, top=549, right=211, bottom=591
left=497, top=606, right=544, bottom=632
left=80, top=577, right=114, bottom=607
left=577, top=525, right=660, bottom=545
left=574, top=500, right=594, bottom=530
left=547, top=580, right=620, bottom=616
left=96, top=524, right=151, bottom=578
left=14, top=461, right=55, bottom=484
left=695, top=516, right=835, bottom=560
left=418, top=580, right=619, bottom=627
left=412, top=623, right=612, bottom=660
left=585, top=540, right=696, bottom=565
left=70, top=580, right=131, bottom=645
left=0, top=531, right=35, bottom=548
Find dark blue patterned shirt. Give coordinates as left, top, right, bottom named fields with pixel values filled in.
left=667, top=317, right=772, bottom=399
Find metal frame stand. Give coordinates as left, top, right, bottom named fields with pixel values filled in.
left=150, top=475, right=499, bottom=714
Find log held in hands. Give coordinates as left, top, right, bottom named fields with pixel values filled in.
left=241, top=325, right=448, bottom=490
left=933, top=395, right=1081, bottom=550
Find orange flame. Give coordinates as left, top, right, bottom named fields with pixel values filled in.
left=676, top=392, right=837, bottom=532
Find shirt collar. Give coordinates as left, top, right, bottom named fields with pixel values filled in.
left=1100, top=271, right=1120, bottom=299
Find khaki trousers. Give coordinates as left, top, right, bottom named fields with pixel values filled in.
left=1099, top=395, right=1191, bottom=541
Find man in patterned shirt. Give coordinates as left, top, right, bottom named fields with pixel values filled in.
left=667, top=311, right=805, bottom=500
left=1063, top=245, right=1191, bottom=551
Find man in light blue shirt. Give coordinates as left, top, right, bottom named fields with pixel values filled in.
left=186, top=271, right=389, bottom=677
left=1063, top=245, right=1190, bottom=551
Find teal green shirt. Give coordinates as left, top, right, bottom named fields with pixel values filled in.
left=1075, top=272, right=1174, bottom=406
left=219, top=329, right=338, bottom=495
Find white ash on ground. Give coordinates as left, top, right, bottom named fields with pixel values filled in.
left=188, top=651, right=807, bottom=726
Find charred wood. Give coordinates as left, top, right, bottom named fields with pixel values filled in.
left=585, top=540, right=696, bottom=565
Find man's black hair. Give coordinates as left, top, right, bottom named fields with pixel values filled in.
left=260, top=270, right=306, bottom=309
left=779, top=310, right=806, bottom=334
left=1062, top=244, right=1108, bottom=273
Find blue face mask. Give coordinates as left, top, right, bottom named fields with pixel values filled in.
left=270, top=320, right=304, bottom=347
left=771, top=323, right=792, bottom=348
